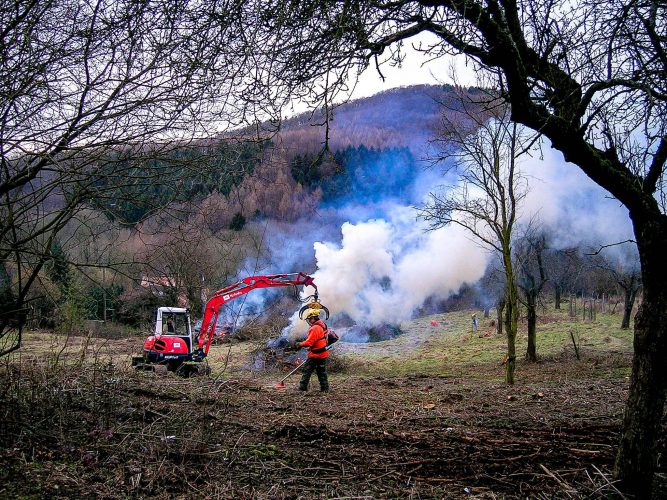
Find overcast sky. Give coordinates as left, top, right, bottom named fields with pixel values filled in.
left=350, top=34, right=478, bottom=99
left=283, top=33, right=478, bottom=117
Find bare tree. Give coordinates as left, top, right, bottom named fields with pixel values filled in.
left=516, top=231, right=548, bottom=362
left=252, top=1, right=667, bottom=493
left=0, top=1, right=276, bottom=355
left=419, top=97, right=531, bottom=384
left=590, top=247, right=642, bottom=329
left=545, top=248, right=585, bottom=310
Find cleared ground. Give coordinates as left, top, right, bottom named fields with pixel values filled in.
left=2, top=307, right=665, bottom=498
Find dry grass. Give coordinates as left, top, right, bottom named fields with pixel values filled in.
left=11, top=304, right=634, bottom=382
left=1, top=304, right=652, bottom=499
left=333, top=306, right=633, bottom=381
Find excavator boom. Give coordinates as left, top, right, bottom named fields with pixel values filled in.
left=195, top=273, right=316, bottom=356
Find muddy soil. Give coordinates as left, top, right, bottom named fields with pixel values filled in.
left=2, top=359, right=665, bottom=499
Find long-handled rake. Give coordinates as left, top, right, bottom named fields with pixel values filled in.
left=274, top=361, right=304, bottom=389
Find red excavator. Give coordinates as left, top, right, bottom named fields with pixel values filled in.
left=131, top=273, right=328, bottom=376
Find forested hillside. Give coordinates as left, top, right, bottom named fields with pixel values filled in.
left=89, top=84, right=460, bottom=227
left=15, top=85, right=467, bottom=330
left=280, top=84, right=474, bottom=155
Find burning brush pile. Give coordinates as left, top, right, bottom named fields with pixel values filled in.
left=253, top=322, right=403, bottom=372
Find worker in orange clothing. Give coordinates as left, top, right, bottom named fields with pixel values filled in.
left=297, top=308, right=330, bottom=392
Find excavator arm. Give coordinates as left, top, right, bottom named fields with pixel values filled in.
left=193, top=273, right=318, bottom=359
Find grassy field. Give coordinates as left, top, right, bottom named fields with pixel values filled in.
left=331, top=306, right=633, bottom=380
left=12, top=303, right=634, bottom=381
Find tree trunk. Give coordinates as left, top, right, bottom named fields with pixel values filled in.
left=526, top=292, right=537, bottom=362
left=555, top=286, right=561, bottom=310
left=504, top=295, right=511, bottom=338
left=503, top=252, right=518, bottom=385
left=621, top=288, right=636, bottom=330
left=614, top=217, right=667, bottom=498
left=505, top=304, right=517, bottom=384
left=496, top=298, right=505, bottom=337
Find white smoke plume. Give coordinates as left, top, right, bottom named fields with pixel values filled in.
left=271, top=124, right=639, bottom=343
left=285, top=211, right=489, bottom=337
left=522, top=146, right=634, bottom=248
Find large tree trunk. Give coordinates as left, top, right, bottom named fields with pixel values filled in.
left=614, top=217, right=667, bottom=497
left=526, top=292, right=537, bottom=362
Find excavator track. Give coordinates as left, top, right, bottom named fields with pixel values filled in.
left=174, top=363, right=211, bottom=378
left=131, top=357, right=210, bottom=377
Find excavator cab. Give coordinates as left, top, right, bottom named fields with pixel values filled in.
left=157, top=307, right=189, bottom=335
left=132, top=307, right=208, bottom=375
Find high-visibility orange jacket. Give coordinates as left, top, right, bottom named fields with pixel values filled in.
left=299, top=319, right=330, bottom=359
